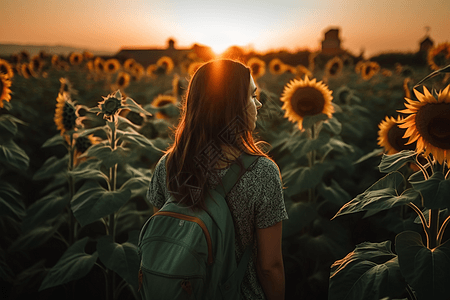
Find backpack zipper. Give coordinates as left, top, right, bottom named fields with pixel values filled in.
left=153, top=211, right=213, bottom=265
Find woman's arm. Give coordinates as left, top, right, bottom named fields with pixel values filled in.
left=256, top=221, right=285, bottom=300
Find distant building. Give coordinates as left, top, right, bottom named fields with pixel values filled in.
left=419, top=35, right=434, bottom=53
left=114, top=38, right=214, bottom=66
left=321, top=28, right=343, bottom=55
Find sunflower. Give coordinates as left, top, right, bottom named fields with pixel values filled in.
left=146, top=64, right=158, bottom=78
left=247, top=57, right=266, bottom=79
left=187, top=61, right=203, bottom=76
left=59, top=77, right=78, bottom=95
left=325, top=56, right=344, bottom=78
left=172, top=74, right=187, bottom=99
left=83, top=51, right=94, bottom=60
left=51, top=55, right=60, bottom=68
left=131, top=63, right=145, bottom=81
left=334, top=85, right=353, bottom=105
left=123, top=58, right=136, bottom=71
left=0, top=59, right=14, bottom=79
left=0, top=74, right=12, bottom=109
left=85, top=60, right=95, bottom=72
left=308, top=51, right=318, bottom=72
left=73, top=134, right=101, bottom=166
left=97, top=90, right=126, bottom=120
left=94, top=57, right=105, bottom=73
left=151, top=94, right=178, bottom=119
left=54, top=92, right=78, bottom=135
left=381, top=69, right=393, bottom=77
left=30, top=55, right=44, bottom=73
left=114, top=71, right=131, bottom=89
left=361, top=61, right=379, bottom=80
left=354, top=60, right=365, bottom=74
left=104, top=58, right=121, bottom=74
left=269, top=58, right=286, bottom=75
left=427, top=43, right=450, bottom=71
left=280, top=76, right=334, bottom=130
left=69, top=52, right=84, bottom=66
left=156, top=56, right=174, bottom=74
left=295, top=65, right=312, bottom=79
left=398, top=85, right=450, bottom=164
left=403, top=77, right=412, bottom=99
left=20, top=63, right=36, bottom=79
left=378, top=115, right=416, bottom=155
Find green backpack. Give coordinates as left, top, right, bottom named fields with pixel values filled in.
left=138, top=153, right=259, bottom=300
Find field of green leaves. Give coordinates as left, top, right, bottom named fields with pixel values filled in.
left=1, top=45, right=449, bottom=300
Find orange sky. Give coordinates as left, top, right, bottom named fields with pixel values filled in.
left=1, top=0, right=449, bottom=57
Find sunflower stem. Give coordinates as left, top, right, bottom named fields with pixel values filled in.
left=108, top=115, right=117, bottom=300
left=415, top=159, right=429, bottom=181
left=407, top=203, right=429, bottom=241
left=307, top=126, right=316, bottom=202
left=437, top=215, right=450, bottom=246
left=428, top=208, right=440, bottom=249
left=68, top=133, right=76, bottom=245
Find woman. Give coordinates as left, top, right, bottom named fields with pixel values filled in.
left=147, top=59, right=288, bottom=300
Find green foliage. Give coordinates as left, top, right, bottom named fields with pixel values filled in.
left=39, top=237, right=99, bottom=291
left=396, top=231, right=450, bottom=299
left=329, top=241, right=406, bottom=300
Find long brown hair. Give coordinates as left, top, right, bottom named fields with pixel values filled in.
left=165, top=59, right=271, bottom=210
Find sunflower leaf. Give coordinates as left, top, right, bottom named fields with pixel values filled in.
left=282, top=200, right=317, bottom=239
left=288, top=133, right=330, bottom=159
left=414, top=64, right=450, bottom=87
left=332, top=172, right=407, bottom=219
left=0, top=181, right=25, bottom=221
left=68, top=160, right=109, bottom=185
left=0, top=115, right=19, bottom=140
left=41, top=134, right=66, bottom=148
left=77, top=125, right=108, bottom=138
left=329, top=241, right=406, bottom=300
left=124, top=97, right=152, bottom=116
left=410, top=172, right=450, bottom=209
left=378, top=150, right=417, bottom=173
left=395, top=231, right=450, bottom=299
left=33, top=155, right=68, bottom=181
left=71, top=181, right=132, bottom=227
left=80, top=143, right=130, bottom=169
left=302, top=113, right=329, bottom=130
left=22, top=189, right=69, bottom=232
left=97, top=234, right=140, bottom=290
left=39, top=237, right=98, bottom=291
left=354, top=148, right=384, bottom=164
left=282, top=163, right=331, bottom=196
left=0, top=139, right=30, bottom=170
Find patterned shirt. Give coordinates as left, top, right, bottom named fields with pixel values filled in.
left=146, top=154, right=289, bottom=299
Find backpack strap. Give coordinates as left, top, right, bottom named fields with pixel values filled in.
left=215, top=152, right=259, bottom=197
left=214, top=152, right=258, bottom=282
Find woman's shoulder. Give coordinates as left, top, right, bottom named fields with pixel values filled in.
left=247, top=155, right=280, bottom=177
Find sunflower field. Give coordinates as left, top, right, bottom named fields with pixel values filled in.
left=0, top=44, right=450, bottom=300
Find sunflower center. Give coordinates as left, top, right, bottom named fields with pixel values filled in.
left=157, top=100, right=171, bottom=107
left=388, top=125, right=416, bottom=152
left=274, top=64, right=280, bottom=72
left=75, top=136, right=92, bottom=153
left=291, top=86, right=325, bottom=116
left=0, top=65, right=8, bottom=75
left=330, top=63, right=339, bottom=75
left=415, top=103, right=450, bottom=149
left=251, top=64, right=261, bottom=75
left=118, top=76, right=125, bottom=86
left=62, top=102, right=77, bottom=130
left=104, top=98, right=120, bottom=114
